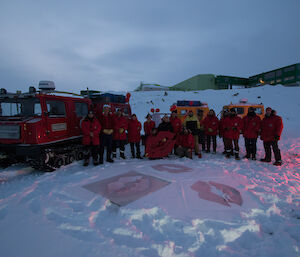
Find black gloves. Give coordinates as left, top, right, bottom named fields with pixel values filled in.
left=274, top=135, right=280, bottom=141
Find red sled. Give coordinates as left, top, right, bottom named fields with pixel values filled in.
left=146, top=131, right=176, bottom=159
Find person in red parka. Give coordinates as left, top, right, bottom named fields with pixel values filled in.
left=112, top=109, right=128, bottom=159
left=98, top=104, right=115, bottom=164
left=81, top=110, right=101, bottom=166
left=219, top=110, right=230, bottom=154
left=128, top=114, right=142, bottom=159
left=143, top=114, right=156, bottom=155
left=176, top=128, right=194, bottom=159
left=260, top=108, right=283, bottom=166
left=170, top=110, right=182, bottom=154
left=223, top=108, right=243, bottom=160
left=242, top=107, right=261, bottom=160
left=203, top=109, right=219, bottom=153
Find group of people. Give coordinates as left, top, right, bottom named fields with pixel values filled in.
left=81, top=104, right=283, bottom=167
left=81, top=105, right=142, bottom=166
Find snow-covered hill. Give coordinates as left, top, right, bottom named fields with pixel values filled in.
left=0, top=85, right=299, bottom=257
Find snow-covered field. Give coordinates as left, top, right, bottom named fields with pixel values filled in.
left=0, top=85, right=299, bottom=257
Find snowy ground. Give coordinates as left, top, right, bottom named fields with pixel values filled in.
left=0, top=85, right=299, bottom=257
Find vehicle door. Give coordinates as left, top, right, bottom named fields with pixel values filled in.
left=45, top=99, right=68, bottom=140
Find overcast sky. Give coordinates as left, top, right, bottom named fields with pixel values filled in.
left=0, top=0, right=299, bottom=93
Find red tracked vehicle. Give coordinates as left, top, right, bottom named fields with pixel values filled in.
left=0, top=81, right=92, bottom=171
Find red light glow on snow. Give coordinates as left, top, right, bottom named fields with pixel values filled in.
left=191, top=181, right=243, bottom=207
left=151, top=164, right=192, bottom=173
left=83, top=171, right=170, bottom=206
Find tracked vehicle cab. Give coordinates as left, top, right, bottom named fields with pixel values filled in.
left=0, top=81, right=91, bottom=170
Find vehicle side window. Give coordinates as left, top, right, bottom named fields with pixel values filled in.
left=253, top=107, right=263, bottom=115
left=180, top=109, right=187, bottom=115
left=46, top=100, right=66, bottom=117
left=236, top=108, right=244, bottom=114
left=34, top=103, right=42, bottom=115
left=75, top=102, right=88, bottom=117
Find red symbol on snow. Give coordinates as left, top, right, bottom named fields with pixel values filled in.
left=191, top=181, right=243, bottom=207
left=83, top=171, right=170, bottom=206
left=152, top=164, right=192, bottom=173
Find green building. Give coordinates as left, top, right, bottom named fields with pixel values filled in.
left=169, top=74, right=216, bottom=91
left=154, top=63, right=300, bottom=92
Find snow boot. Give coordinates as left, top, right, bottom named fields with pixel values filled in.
left=225, top=150, right=231, bottom=159
left=137, top=154, right=143, bottom=159
left=83, top=158, right=89, bottom=166
left=273, top=160, right=282, bottom=166
left=235, top=151, right=240, bottom=160
left=107, top=158, right=114, bottom=163
left=198, top=153, right=202, bottom=158
left=120, top=152, right=126, bottom=159
left=206, top=149, right=210, bottom=153
left=112, top=152, right=117, bottom=158
left=251, top=154, right=256, bottom=160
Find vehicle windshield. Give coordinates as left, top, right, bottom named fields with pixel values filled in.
left=0, top=98, right=42, bottom=117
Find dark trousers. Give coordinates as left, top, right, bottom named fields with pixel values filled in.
left=224, top=138, right=239, bottom=154
left=130, top=142, right=141, bottom=157
left=198, top=130, right=206, bottom=151
left=112, top=140, right=126, bottom=155
left=263, top=140, right=282, bottom=161
left=206, top=135, right=217, bottom=152
left=99, top=134, right=113, bottom=161
left=84, top=145, right=99, bottom=161
left=176, top=146, right=192, bottom=159
left=244, top=138, right=257, bottom=157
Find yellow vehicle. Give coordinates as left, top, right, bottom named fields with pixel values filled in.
left=170, top=100, right=209, bottom=122
left=222, top=99, right=265, bottom=119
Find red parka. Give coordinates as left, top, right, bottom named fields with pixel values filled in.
left=219, top=116, right=226, bottom=137
left=113, top=116, right=128, bottom=140
left=81, top=117, right=101, bottom=145
left=146, top=131, right=176, bottom=158
left=260, top=114, right=283, bottom=142
left=144, top=120, right=156, bottom=136
left=177, top=133, right=194, bottom=149
left=128, top=119, right=142, bottom=143
left=223, top=115, right=243, bottom=140
left=203, top=115, right=219, bottom=136
left=99, top=113, right=114, bottom=131
left=242, top=114, right=261, bottom=139
left=170, top=116, right=182, bottom=134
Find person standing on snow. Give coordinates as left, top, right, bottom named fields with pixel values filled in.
left=128, top=114, right=143, bottom=159
left=260, top=108, right=283, bottom=166
left=219, top=109, right=229, bottom=154
left=81, top=110, right=101, bottom=166
left=223, top=108, right=243, bottom=160
left=98, top=105, right=114, bottom=164
left=170, top=110, right=182, bottom=154
left=112, top=109, right=128, bottom=159
left=184, top=110, right=202, bottom=158
left=202, top=109, right=219, bottom=153
left=242, top=107, right=261, bottom=160
left=143, top=114, right=156, bottom=155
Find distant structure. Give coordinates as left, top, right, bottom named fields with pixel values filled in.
left=169, top=74, right=216, bottom=91
left=248, top=63, right=300, bottom=87
left=135, top=82, right=169, bottom=91
left=167, top=63, right=300, bottom=91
